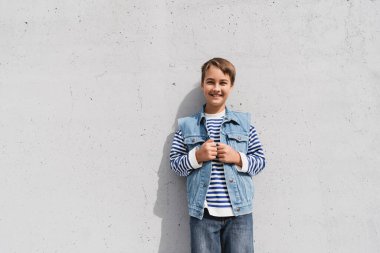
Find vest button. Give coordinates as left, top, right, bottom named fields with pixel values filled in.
left=229, top=179, right=234, bottom=183
left=236, top=207, right=240, bottom=212
left=203, top=183, right=207, bottom=188
left=238, top=136, right=241, bottom=140
left=192, top=138, right=195, bottom=143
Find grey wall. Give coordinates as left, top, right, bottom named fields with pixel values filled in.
left=1, top=0, right=379, bottom=252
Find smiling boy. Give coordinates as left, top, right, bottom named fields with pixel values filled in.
left=170, top=58, right=266, bottom=253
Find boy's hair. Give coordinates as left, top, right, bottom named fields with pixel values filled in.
left=201, top=58, right=236, bottom=85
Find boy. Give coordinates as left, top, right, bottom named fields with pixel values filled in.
left=170, top=58, right=266, bottom=253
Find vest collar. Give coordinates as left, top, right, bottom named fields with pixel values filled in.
left=197, top=104, right=239, bottom=125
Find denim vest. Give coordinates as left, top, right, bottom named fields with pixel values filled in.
left=178, top=106, right=254, bottom=219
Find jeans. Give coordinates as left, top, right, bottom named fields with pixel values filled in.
left=190, top=209, right=254, bottom=253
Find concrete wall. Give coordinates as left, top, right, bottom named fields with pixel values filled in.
left=1, top=0, right=379, bottom=252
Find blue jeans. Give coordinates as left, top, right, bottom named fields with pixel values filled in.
left=190, top=209, right=254, bottom=253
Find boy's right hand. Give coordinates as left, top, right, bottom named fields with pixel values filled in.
left=195, top=139, right=217, bottom=163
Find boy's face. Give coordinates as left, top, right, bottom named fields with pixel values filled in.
left=201, top=65, right=233, bottom=113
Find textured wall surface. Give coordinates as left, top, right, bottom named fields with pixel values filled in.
left=1, top=0, right=379, bottom=252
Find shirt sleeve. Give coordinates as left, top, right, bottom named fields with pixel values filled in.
left=169, top=130, right=200, bottom=176
left=188, top=146, right=203, bottom=169
left=238, top=125, right=266, bottom=177
left=235, top=152, right=249, bottom=172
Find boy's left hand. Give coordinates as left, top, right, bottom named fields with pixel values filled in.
left=216, top=143, right=242, bottom=166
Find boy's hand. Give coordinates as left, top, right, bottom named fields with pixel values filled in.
left=217, top=143, right=242, bottom=166
left=195, top=139, right=217, bottom=163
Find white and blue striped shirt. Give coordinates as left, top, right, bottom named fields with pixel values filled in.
left=170, top=111, right=265, bottom=216
left=204, top=114, right=233, bottom=216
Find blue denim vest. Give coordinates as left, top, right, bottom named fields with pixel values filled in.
left=178, top=106, right=254, bottom=219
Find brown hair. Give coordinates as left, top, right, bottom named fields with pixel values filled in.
left=201, top=58, right=236, bottom=85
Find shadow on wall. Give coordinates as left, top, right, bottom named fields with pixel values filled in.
left=154, top=85, right=204, bottom=253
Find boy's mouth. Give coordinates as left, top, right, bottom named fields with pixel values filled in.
left=209, top=93, right=223, bottom=97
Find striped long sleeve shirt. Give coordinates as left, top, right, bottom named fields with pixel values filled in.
left=170, top=112, right=265, bottom=216
left=204, top=116, right=232, bottom=215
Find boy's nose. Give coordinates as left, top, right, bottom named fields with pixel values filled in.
left=213, top=83, right=221, bottom=91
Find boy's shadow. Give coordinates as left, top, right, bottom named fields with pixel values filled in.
left=154, top=85, right=204, bottom=253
